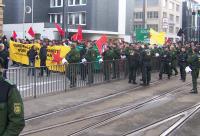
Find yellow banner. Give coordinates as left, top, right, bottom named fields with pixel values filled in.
left=9, top=41, right=71, bottom=72
left=150, top=28, right=166, bottom=46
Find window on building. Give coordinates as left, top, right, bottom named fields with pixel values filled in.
left=135, top=0, right=143, bottom=8
left=134, top=24, right=143, bottom=30
left=147, top=11, right=159, bottom=19
left=147, top=24, right=158, bottom=31
left=169, top=14, right=174, bottom=22
left=50, top=14, right=63, bottom=23
left=68, top=0, right=87, bottom=6
left=176, top=27, right=179, bottom=33
left=50, top=0, right=63, bottom=7
left=176, top=16, right=179, bottom=23
left=163, top=0, right=167, bottom=7
left=147, top=0, right=159, bottom=7
left=176, top=4, right=180, bottom=12
left=169, top=2, right=174, bottom=10
left=163, top=12, right=167, bottom=18
left=169, top=25, right=174, bottom=33
left=134, top=12, right=143, bottom=19
left=68, top=12, right=86, bottom=25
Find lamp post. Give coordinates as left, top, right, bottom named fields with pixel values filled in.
left=62, top=0, right=68, bottom=39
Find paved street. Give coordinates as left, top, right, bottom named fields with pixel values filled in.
left=19, top=74, right=200, bottom=136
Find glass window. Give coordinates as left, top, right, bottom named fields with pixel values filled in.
left=69, top=0, right=73, bottom=5
left=57, top=14, right=61, bottom=23
left=80, top=12, right=86, bottom=24
left=68, top=13, right=73, bottom=25
left=163, top=12, right=167, bottom=18
left=147, top=24, right=158, bottom=31
left=135, top=0, right=143, bottom=8
left=147, top=0, right=159, bottom=7
left=57, top=0, right=62, bottom=6
left=68, top=12, right=86, bottom=25
left=169, top=14, right=174, bottom=21
left=147, top=11, right=158, bottom=19
left=51, top=0, right=56, bottom=7
left=75, top=0, right=80, bottom=5
left=169, top=25, right=174, bottom=33
left=169, top=2, right=173, bottom=10
left=176, top=16, right=179, bottom=23
left=81, top=0, right=87, bottom=4
left=176, top=4, right=180, bottom=12
left=134, top=12, right=143, bottom=19
left=52, top=14, right=56, bottom=23
left=163, top=0, right=167, bottom=7
left=75, top=13, right=79, bottom=24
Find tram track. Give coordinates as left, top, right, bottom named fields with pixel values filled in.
left=25, top=77, right=171, bottom=122
left=20, top=81, right=191, bottom=136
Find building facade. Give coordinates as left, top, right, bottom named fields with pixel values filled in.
left=3, top=0, right=135, bottom=42
left=133, top=0, right=182, bottom=42
left=0, top=0, right=3, bottom=33
left=182, top=0, right=200, bottom=42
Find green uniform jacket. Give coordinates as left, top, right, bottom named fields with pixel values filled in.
left=85, top=48, right=97, bottom=62
left=0, top=76, right=25, bottom=136
left=66, top=48, right=81, bottom=64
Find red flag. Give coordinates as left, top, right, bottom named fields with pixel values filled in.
left=54, top=23, right=65, bottom=37
left=52, top=50, right=63, bottom=64
left=165, top=37, right=171, bottom=44
left=96, top=35, right=107, bottom=54
left=28, top=27, right=35, bottom=38
left=71, top=33, right=78, bottom=41
left=71, top=26, right=83, bottom=41
left=12, top=31, right=17, bottom=39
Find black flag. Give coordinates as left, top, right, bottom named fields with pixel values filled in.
left=177, top=28, right=184, bottom=37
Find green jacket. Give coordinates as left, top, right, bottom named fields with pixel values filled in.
left=85, top=47, right=97, bottom=62
left=0, top=76, right=25, bottom=136
left=66, top=48, right=81, bottom=63
left=187, top=53, right=199, bottom=69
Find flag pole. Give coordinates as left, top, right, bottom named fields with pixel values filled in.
left=23, top=0, right=26, bottom=39
left=32, top=0, right=34, bottom=24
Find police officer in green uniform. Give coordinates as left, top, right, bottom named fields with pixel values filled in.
left=66, top=43, right=81, bottom=88
left=187, top=48, right=199, bottom=94
left=159, top=47, right=172, bottom=80
left=112, top=44, right=121, bottom=79
left=170, top=46, right=178, bottom=76
left=102, top=46, right=113, bottom=81
left=85, top=43, right=98, bottom=84
left=140, top=46, right=152, bottom=86
left=0, top=58, right=25, bottom=136
left=178, top=47, right=188, bottom=82
left=127, top=46, right=140, bottom=84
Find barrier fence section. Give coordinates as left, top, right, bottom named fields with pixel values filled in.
left=6, top=58, right=160, bottom=99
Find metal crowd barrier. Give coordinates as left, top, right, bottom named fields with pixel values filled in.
left=6, top=58, right=160, bottom=99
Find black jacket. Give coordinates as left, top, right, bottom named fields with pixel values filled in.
left=39, top=46, right=47, bottom=61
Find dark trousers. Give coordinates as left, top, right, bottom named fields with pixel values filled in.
left=191, top=69, right=198, bottom=92
left=171, top=61, right=178, bottom=75
left=129, top=66, right=137, bottom=82
left=179, top=65, right=186, bottom=81
left=104, top=61, right=111, bottom=81
left=142, top=65, right=151, bottom=84
left=80, top=63, right=87, bottom=80
left=28, top=60, right=35, bottom=76
left=40, top=60, right=49, bottom=76
left=67, top=64, right=78, bottom=87
left=87, top=63, right=94, bottom=84
left=159, top=62, right=171, bottom=79
left=113, top=60, right=120, bottom=79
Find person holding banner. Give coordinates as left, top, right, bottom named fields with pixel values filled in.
left=27, top=45, right=38, bottom=76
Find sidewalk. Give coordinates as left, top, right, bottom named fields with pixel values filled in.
left=24, top=72, right=163, bottom=118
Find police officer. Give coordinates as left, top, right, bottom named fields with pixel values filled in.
left=0, top=58, right=25, bottom=136
left=112, top=43, right=121, bottom=79
left=178, top=47, right=188, bottom=82
left=66, top=43, right=81, bottom=88
left=102, top=45, right=113, bottom=81
left=85, top=42, right=98, bottom=84
left=128, top=45, right=140, bottom=84
left=159, top=47, right=172, bottom=80
left=170, top=46, right=178, bottom=76
left=140, top=46, right=152, bottom=86
left=187, top=48, right=199, bottom=94
left=0, top=44, right=9, bottom=78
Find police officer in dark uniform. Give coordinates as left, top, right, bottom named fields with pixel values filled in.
left=0, top=58, right=25, bottom=136
left=170, top=46, right=178, bottom=76
left=178, top=47, right=188, bottom=82
left=188, top=48, right=199, bottom=94
left=27, top=45, right=38, bottom=76
left=140, top=46, right=152, bottom=86
left=159, top=47, right=172, bottom=80
left=0, top=44, right=9, bottom=78
left=66, top=43, right=81, bottom=88
left=128, top=45, right=140, bottom=84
